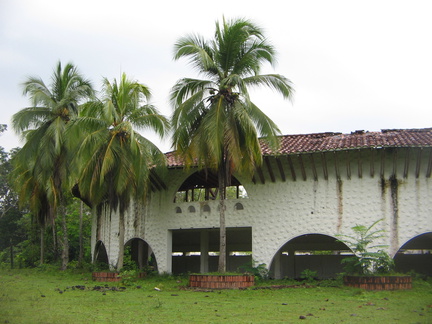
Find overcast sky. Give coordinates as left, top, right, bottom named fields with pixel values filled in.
left=1, top=0, right=431, bottom=153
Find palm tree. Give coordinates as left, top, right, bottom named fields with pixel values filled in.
left=12, top=61, right=94, bottom=269
left=171, top=18, right=293, bottom=273
left=69, top=73, right=169, bottom=269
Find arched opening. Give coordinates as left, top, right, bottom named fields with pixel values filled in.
left=394, top=232, right=432, bottom=276
left=269, top=234, right=352, bottom=279
left=123, top=238, right=157, bottom=272
left=173, top=169, right=248, bottom=202
left=94, top=240, right=109, bottom=269
left=188, top=206, right=196, bottom=213
left=234, top=202, right=244, bottom=210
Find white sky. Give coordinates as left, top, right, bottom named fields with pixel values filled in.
left=1, top=0, right=431, bottom=153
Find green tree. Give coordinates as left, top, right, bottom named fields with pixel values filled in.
left=62, top=197, right=92, bottom=265
left=0, top=132, right=19, bottom=219
left=171, top=18, right=293, bottom=272
left=0, top=141, right=26, bottom=268
left=69, top=73, right=168, bottom=269
left=11, top=62, right=94, bottom=269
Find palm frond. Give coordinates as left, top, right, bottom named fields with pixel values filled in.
left=243, top=74, right=294, bottom=100
left=22, top=76, right=54, bottom=108
left=174, top=34, right=218, bottom=76
left=12, top=107, right=53, bottom=134
left=170, top=78, right=214, bottom=108
left=129, top=105, right=170, bottom=137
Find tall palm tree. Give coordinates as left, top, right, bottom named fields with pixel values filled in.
left=69, top=73, right=169, bottom=269
left=12, top=61, right=94, bottom=269
left=171, top=18, right=294, bottom=273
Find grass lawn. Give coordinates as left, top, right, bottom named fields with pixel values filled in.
left=0, top=269, right=431, bottom=323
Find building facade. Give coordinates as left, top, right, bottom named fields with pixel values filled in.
left=92, top=128, right=432, bottom=278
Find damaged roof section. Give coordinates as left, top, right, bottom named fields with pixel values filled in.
left=261, top=128, right=432, bottom=155
left=166, top=128, right=432, bottom=167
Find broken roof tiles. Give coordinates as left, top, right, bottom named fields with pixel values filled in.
left=166, top=128, right=432, bottom=167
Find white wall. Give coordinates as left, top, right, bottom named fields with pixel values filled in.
left=92, top=148, right=432, bottom=274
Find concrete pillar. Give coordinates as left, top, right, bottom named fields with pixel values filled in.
left=165, top=230, right=173, bottom=273
left=200, top=230, right=209, bottom=273
left=137, top=240, right=147, bottom=269
left=147, top=245, right=153, bottom=262
left=90, top=211, right=98, bottom=263
left=106, top=208, right=121, bottom=270
left=273, top=251, right=282, bottom=279
left=288, top=248, right=296, bottom=278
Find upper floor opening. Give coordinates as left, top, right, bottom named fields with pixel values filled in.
left=173, top=169, right=248, bottom=203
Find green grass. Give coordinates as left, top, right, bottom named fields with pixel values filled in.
left=1, top=269, right=431, bottom=323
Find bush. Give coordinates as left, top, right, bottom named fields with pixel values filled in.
left=337, top=219, right=395, bottom=275
left=300, top=269, right=317, bottom=282
left=238, top=261, right=269, bottom=279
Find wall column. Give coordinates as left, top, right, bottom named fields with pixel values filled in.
left=273, top=251, right=282, bottom=279
left=136, top=240, right=148, bottom=269
left=90, top=211, right=98, bottom=263
left=165, top=230, right=173, bottom=274
left=105, top=208, right=121, bottom=270
left=288, top=248, right=296, bottom=278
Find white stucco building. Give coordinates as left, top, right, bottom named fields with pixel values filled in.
left=91, top=128, right=432, bottom=278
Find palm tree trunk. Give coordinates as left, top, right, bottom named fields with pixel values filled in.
left=117, top=212, right=125, bottom=270
left=40, top=225, right=44, bottom=265
left=60, top=203, right=69, bottom=270
left=52, top=219, right=58, bottom=261
left=217, top=167, right=227, bottom=273
left=78, top=201, right=84, bottom=265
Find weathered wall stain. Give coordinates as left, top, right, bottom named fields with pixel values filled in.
left=337, top=179, right=343, bottom=233
left=380, top=177, right=387, bottom=197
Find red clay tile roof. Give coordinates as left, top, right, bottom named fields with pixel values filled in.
left=166, top=128, right=432, bottom=167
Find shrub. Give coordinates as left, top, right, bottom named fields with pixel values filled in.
left=238, top=260, right=269, bottom=279
left=300, top=269, right=317, bottom=282
left=336, top=219, right=395, bottom=275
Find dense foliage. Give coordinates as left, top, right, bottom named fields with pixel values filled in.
left=0, top=140, right=93, bottom=269
left=0, top=129, right=27, bottom=268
